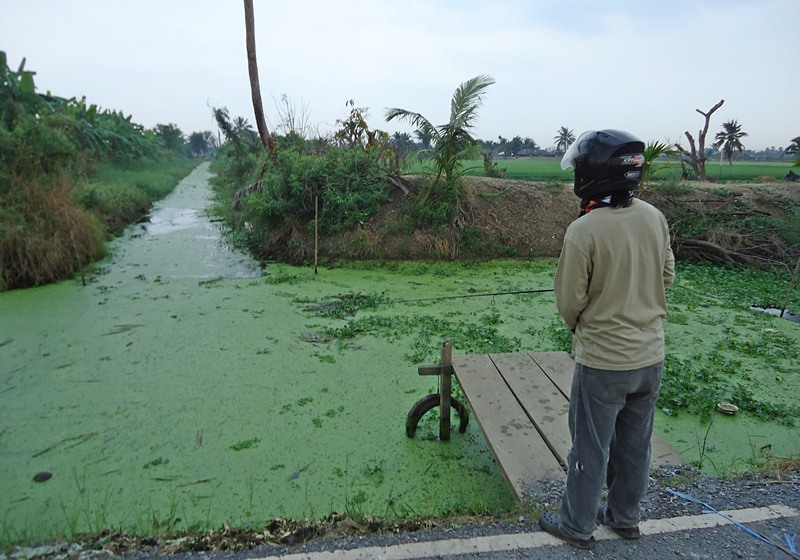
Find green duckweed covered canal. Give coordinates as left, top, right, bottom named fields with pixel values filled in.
left=1, top=163, right=799, bottom=545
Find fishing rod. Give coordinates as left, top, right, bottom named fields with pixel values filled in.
left=395, top=288, right=554, bottom=305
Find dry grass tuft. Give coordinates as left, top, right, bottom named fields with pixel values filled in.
left=1, top=176, right=103, bottom=289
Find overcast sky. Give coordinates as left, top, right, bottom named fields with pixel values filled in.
left=2, top=0, right=798, bottom=150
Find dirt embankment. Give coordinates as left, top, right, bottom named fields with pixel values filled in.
left=316, top=177, right=800, bottom=268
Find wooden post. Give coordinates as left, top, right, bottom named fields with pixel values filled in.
left=780, top=255, right=800, bottom=318
left=314, top=196, right=319, bottom=274
left=439, top=339, right=452, bottom=441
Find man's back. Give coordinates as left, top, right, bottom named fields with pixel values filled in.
left=554, top=198, right=675, bottom=370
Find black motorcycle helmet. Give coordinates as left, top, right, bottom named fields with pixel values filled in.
left=560, top=130, right=645, bottom=199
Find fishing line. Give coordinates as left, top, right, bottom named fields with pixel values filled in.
left=395, top=288, right=554, bottom=305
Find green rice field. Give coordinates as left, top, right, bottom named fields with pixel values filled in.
left=409, top=157, right=798, bottom=183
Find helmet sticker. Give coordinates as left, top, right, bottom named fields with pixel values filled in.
left=624, top=171, right=641, bottom=180
left=620, top=154, right=645, bottom=167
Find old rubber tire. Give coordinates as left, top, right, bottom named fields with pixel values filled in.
left=405, top=393, right=469, bottom=438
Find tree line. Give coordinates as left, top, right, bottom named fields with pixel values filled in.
left=389, top=122, right=798, bottom=164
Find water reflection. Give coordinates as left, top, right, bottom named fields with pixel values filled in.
left=109, top=164, right=263, bottom=280
left=751, top=307, right=800, bottom=323
left=144, top=207, right=201, bottom=236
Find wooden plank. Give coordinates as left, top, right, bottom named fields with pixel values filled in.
left=488, top=353, right=572, bottom=468
left=528, top=351, right=575, bottom=399
left=417, top=364, right=455, bottom=376
left=530, top=351, right=683, bottom=467
left=451, top=354, right=565, bottom=499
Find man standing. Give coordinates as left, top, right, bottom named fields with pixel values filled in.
left=538, top=130, right=675, bottom=549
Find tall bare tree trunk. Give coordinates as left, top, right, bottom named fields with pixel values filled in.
left=676, top=99, right=724, bottom=181
left=244, top=0, right=275, bottom=160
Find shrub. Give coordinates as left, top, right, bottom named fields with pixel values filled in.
left=238, top=145, right=388, bottom=258
left=0, top=112, right=79, bottom=190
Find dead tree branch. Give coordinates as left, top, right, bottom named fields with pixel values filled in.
left=674, top=99, right=724, bottom=181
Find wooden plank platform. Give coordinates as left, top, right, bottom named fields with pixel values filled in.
left=449, top=354, right=565, bottom=495
left=450, top=351, right=682, bottom=501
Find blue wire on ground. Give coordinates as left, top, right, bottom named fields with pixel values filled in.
left=783, top=533, right=797, bottom=553
left=665, top=488, right=800, bottom=559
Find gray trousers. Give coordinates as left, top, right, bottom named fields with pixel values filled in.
left=559, top=361, right=663, bottom=540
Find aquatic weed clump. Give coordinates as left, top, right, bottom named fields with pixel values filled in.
left=670, top=262, right=797, bottom=312
left=658, top=329, right=800, bottom=423
left=320, top=313, right=522, bottom=363
left=298, top=292, right=391, bottom=319
left=730, top=385, right=800, bottom=426
left=658, top=356, right=729, bottom=420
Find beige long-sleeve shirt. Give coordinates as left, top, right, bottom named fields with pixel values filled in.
left=554, top=198, right=675, bottom=371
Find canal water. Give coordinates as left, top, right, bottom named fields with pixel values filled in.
left=0, top=163, right=519, bottom=543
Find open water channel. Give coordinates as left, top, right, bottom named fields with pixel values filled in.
left=2, top=163, right=799, bottom=545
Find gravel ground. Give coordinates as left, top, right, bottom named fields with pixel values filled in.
left=5, top=465, right=797, bottom=560
left=263, top=465, right=799, bottom=560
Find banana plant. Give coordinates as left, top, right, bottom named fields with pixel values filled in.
left=0, top=51, right=47, bottom=128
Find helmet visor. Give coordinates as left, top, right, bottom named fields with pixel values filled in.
left=560, top=130, right=594, bottom=170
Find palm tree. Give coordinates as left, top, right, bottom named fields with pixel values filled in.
left=786, top=136, right=800, bottom=166
left=188, top=131, right=216, bottom=157
left=554, top=126, right=575, bottom=154
left=386, top=74, right=495, bottom=200
left=390, top=131, right=415, bottom=156
left=413, top=128, right=432, bottom=150
left=243, top=0, right=275, bottom=160
left=713, top=120, right=748, bottom=165
left=233, top=116, right=259, bottom=146
left=213, top=107, right=247, bottom=155
left=522, top=137, right=539, bottom=154
left=232, top=116, right=252, bottom=134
